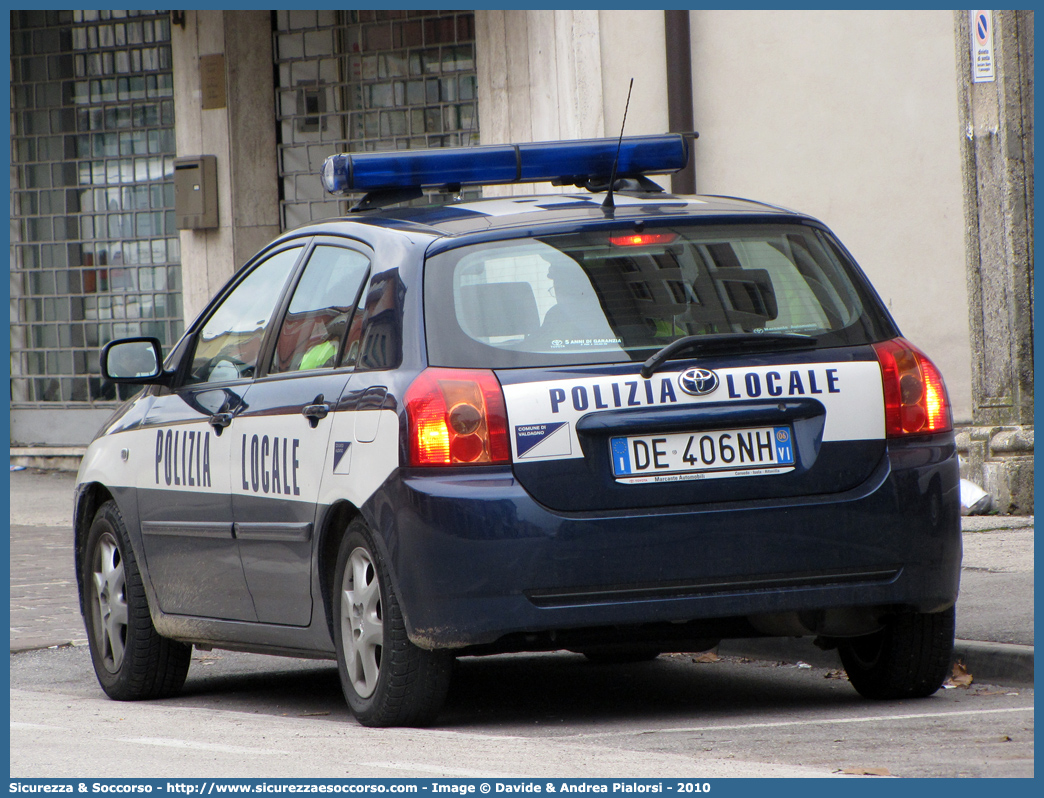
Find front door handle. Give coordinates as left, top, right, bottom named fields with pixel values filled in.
left=208, top=412, right=234, bottom=435
left=303, top=394, right=330, bottom=428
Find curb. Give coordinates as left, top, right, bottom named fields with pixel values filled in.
left=717, top=636, right=1034, bottom=688
left=10, top=637, right=86, bottom=655
left=952, top=639, right=1034, bottom=687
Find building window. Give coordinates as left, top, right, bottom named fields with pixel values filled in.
left=10, top=9, right=183, bottom=406
left=275, top=9, right=479, bottom=230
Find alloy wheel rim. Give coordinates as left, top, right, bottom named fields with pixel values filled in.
left=340, top=547, right=383, bottom=698
left=92, top=531, right=128, bottom=673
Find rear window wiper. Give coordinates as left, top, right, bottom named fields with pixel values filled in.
left=640, top=333, right=818, bottom=379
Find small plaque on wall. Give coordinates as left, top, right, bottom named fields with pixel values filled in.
left=200, top=54, right=227, bottom=109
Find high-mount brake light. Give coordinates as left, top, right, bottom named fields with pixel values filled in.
left=405, top=368, right=511, bottom=467
left=609, top=232, right=678, bottom=247
left=321, top=134, right=690, bottom=195
left=873, top=338, right=952, bottom=437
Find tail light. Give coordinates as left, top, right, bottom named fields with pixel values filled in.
left=404, top=368, right=511, bottom=466
left=873, top=338, right=952, bottom=437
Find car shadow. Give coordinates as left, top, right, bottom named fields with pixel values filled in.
left=171, top=649, right=864, bottom=728
left=436, top=652, right=863, bottom=728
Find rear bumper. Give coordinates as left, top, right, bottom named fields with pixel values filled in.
left=371, top=437, right=961, bottom=649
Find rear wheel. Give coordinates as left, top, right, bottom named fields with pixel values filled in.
left=838, top=606, right=955, bottom=699
left=333, top=519, right=452, bottom=727
left=82, top=500, right=191, bottom=700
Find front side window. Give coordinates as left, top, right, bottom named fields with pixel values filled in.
left=425, top=224, right=888, bottom=368
left=185, top=247, right=303, bottom=384
left=269, top=246, right=370, bottom=373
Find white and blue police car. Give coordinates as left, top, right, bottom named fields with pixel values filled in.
left=75, top=134, right=961, bottom=727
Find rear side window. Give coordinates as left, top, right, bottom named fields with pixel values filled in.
left=339, top=268, right=407, bottom=371
left=425, top=224, right=888, bottom=368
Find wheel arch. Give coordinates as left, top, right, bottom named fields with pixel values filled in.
left=316, top=497, right=418, bottom=647
left=316, top=499, right=362, bottom=643
left=73, top=481, right=115, bottom=615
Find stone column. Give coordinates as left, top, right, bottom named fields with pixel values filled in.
left=171, top=10, right=281, bottom=323
left=953, top=10, right=1034, bottom=512
left=475, top=10, right=605, bottom=197
left=475, top=10, right=672, bottom=196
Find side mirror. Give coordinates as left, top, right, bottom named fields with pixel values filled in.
left=101, top=337, right=166, bottom=384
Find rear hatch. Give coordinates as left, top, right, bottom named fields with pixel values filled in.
left=495, top=349, right=885, bottom=511
left=424, top=216, right=895, bottom=512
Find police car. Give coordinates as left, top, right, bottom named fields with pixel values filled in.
left=75, top=134, right=961, bottom=727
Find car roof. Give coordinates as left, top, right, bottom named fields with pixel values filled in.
left=286, top=192, right=810, bottom=244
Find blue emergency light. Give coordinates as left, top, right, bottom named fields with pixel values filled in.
left=320, top=134, right=690, bottom=195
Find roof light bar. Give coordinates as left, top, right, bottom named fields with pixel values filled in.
left=321, top=134, right=691, bottom=195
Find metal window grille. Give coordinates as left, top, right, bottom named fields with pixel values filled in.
left=274, top=9, right=480, bottom=230
left=10, top=9, right=182, bottom=407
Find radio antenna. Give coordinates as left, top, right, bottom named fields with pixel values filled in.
left=602, top=77, right=634, bottom=210
left=465, top=99, right=477, bottom=147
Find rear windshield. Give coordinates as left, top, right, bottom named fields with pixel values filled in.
left=424, top=223, right=890, bottom=368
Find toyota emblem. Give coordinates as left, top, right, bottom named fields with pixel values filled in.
left=679, top=367, right=720, bottom=396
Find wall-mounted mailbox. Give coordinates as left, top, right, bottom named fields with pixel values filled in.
left=174, top=155, right=218, bottom=230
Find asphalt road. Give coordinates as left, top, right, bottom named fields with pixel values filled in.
left=8, top=468, right=1035, bottom=778
left=10, top=643, right=1034, bottom=778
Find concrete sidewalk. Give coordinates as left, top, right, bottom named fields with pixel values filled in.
left=8, top=467, right=1034, bottom=686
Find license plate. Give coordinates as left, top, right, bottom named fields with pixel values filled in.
left=610, top=426, right=795, bottom=484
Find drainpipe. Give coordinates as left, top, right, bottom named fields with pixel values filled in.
left=664, top=9, right=696, bottom=194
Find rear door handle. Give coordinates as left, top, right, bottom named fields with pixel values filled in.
left=303, top=394, right=330, bottom=428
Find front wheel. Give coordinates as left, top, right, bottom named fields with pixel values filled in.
left=333, top=519, right=452, bottom=727
left=82, top=500, right=191, bottom=700
left=838, top=605, right=955, bottom=699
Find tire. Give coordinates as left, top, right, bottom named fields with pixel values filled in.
left=838, top=605, right=955, bottom=700
left=580, top=646, right=661, bottom=664
left=333, top=519, right=452, bottom=727
left=82, top=500, right=191, bottom=700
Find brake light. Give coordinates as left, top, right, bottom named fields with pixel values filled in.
left=609, top=232, right=678, bottom=247
left=873, top=338, right=952, bottom=437
left=404, top=368, right=511, bottom=466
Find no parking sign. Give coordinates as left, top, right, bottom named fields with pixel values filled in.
left=970, top=10, right=995, bottom=82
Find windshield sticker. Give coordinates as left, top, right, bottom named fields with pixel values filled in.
left=753, top=323, right=821, bottom=335
left=549, top=337, right=624, bottom=349
left=515, top=422, right=571, bottom=458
